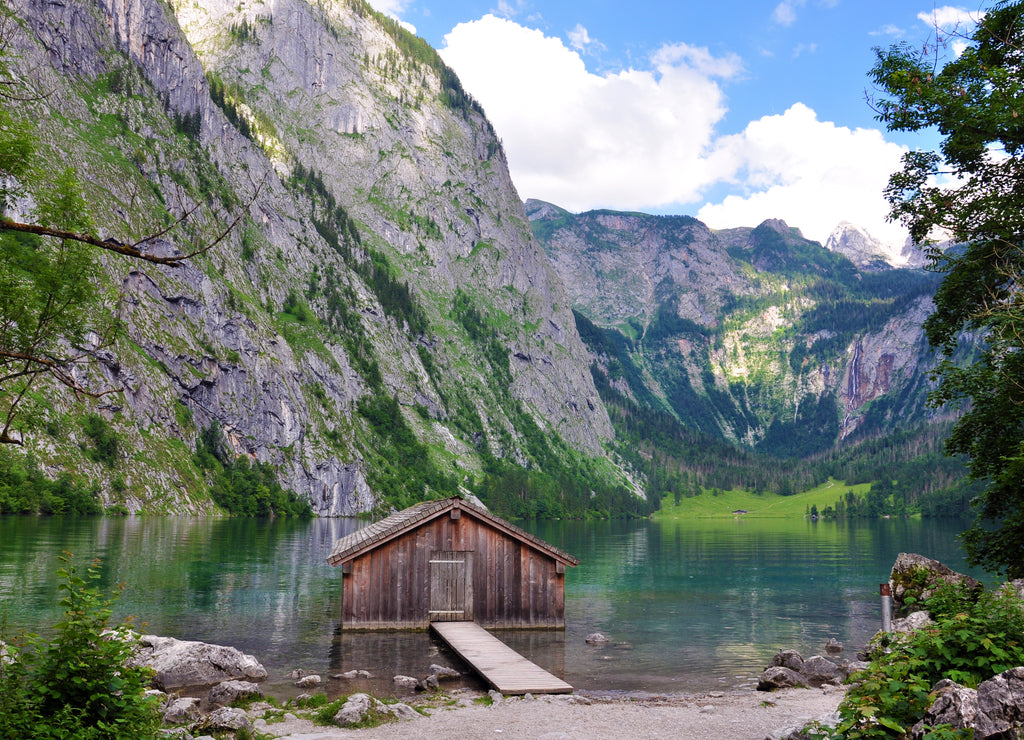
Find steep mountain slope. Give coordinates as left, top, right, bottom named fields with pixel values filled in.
left=3, top=0, right=612, bottom=514
left=528, top=200, right=949, bottom=455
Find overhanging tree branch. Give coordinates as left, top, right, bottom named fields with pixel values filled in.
left=0, top=172, right=267, bottom=267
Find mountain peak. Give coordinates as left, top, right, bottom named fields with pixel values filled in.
left=824, top=221, right=924, bottom=269
left=757, top=218, right=796, bottom=236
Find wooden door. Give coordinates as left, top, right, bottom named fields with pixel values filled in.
left=429, top=551, right=473, bottom=621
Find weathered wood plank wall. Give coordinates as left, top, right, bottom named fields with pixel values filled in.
left=341, top=512, right=566, bottom=629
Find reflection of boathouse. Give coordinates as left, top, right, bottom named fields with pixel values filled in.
left=326, top=497, right=578, bottom=630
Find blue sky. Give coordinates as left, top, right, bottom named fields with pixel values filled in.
left=368, top=0, right=984, bottom=250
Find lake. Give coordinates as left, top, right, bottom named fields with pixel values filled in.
left=0, top=515, right=979, bottom=698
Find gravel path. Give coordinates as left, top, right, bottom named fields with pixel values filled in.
left=255, top=687, right=844, bottom=740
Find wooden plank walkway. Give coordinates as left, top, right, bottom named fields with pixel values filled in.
left=430, top=621, right=573, bottom=695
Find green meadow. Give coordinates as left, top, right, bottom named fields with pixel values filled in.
left=654, top=478, right=874, bottom=519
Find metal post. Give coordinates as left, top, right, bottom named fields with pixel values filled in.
left=880, top=583, right=893, bottom=632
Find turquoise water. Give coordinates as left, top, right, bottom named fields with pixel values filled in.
left=0, top=515, right=978, bottom=697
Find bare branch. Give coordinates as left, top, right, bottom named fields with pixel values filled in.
left=0, top=217, right=190, bottom=266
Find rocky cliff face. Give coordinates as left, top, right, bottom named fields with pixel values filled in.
left=528, top=200, right=946, bottom=452
left=6, top=0, right=610, bottom=514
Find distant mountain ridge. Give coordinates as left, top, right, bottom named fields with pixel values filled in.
left=527, top=199, right=949, bottom=455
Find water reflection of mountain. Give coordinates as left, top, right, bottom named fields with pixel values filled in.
left=0, top=516, right=975, bottom=695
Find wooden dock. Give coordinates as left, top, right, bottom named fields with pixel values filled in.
left=430, top=621, right=573, bottom=695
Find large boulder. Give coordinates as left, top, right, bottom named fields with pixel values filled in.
left=974, top=666, right=1024, bottom=738
left=771, top=649, right=805, bottom=673
left=909, top=669, right=1024, bottom=739
left=758, top=666, right=807, bottom=691
left=801, top=655, right=841, bottom=687
left=889, top=553, right=982, bottom=617
left=130, top=634, right=267, bottom=690
left=910, top=679, right=978, bottom=739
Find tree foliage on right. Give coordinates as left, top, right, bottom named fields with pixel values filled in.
left=871, top=0, right=1024, bottom=577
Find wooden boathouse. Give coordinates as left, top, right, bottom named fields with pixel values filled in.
left=326, top=496, right=579, bottom=630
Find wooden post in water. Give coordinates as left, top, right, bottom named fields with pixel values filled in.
left=880, top=583, right=893, bottom=632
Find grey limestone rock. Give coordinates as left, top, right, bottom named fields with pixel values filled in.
left=429, top=663, right=461, bottom=680
left=192, top=706, right=253, bottom=736
left=771, top=649, right=805, bottom=673
left=800, top=655, right=841, bottom=687
left=294, top=674, right=322, bottom=688
left=418, top=674, right=440, bottom=691
left=332, top=692, right=419, bottom=725
left=337, top=669, right=373, bottom=680
left=910, top=679, right=978, bottom=739
left=974, top=666, right=1024, bottom=739
left=382, top=702, right=422, bottom=721
left=131, top=634, right=267, bottom=690
left=392, top=674, right=419, bottom=690
left=889, top=553, right=982, bottom=617
left=757, top=666, right=807, bottom=691
left=162, top=697, right=203, bottom=725
left=334, top=693, right=374, bottom=726
left=207, top=679, right=262, bottom=707
left=891, top=610, right=935, bottom=634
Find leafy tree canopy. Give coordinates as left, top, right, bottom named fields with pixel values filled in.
left=870, top=0, right=1024, bottom=577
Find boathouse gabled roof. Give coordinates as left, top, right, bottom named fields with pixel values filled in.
left=326, top=496, right=579, bottom=567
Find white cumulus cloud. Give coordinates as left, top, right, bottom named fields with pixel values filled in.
left=918, top=5, right=985, bottom=54
left=567, top=24, right=605, bottom=54
left=697, top=104, right=908, bottom=246
left=918, top=5, right=984, bottom=31
left=773, top=2, right=800, bottom=26
left=440, top=16, right=910, bottom=248
left=440, top=15, right=740, bottom=212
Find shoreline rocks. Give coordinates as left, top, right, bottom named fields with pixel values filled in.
left=758, top=645, right=867, bottom=692
left=130, top=634, right=267, bottom=691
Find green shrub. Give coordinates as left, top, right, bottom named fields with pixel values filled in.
left=81, top=413, right=119, bottom=468
left=809, top=581, right=1024, bottom=739
left=0, top=555, right=162, bottom=739
left=0, top=449, right=101, bottom=515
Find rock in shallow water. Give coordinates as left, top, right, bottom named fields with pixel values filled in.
left=130, top=634, right=267, bottom=690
